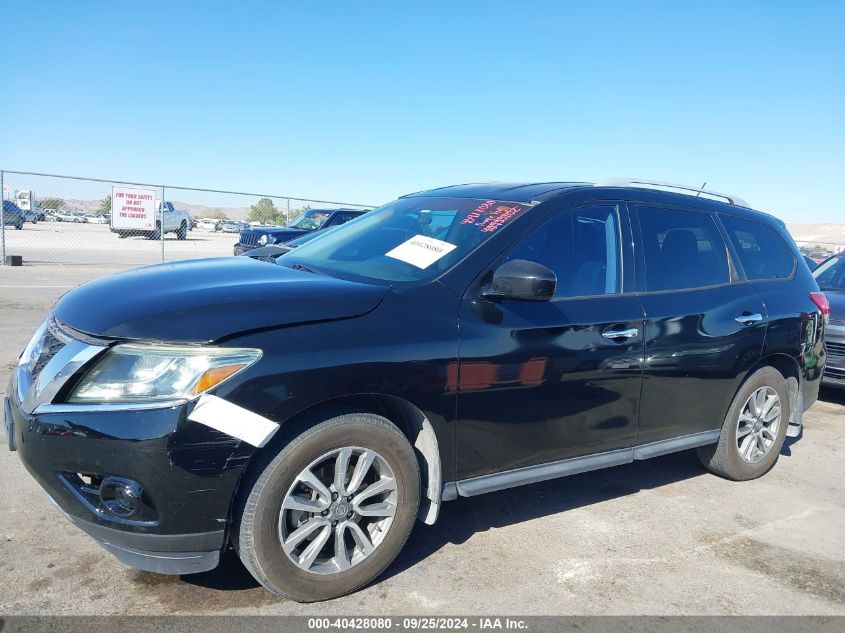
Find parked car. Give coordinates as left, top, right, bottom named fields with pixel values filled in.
left=240, top=227, right=340, bottom=261
left=196, top=218, right=220, bottom=231
left=111, top=201, right=190, bottom=240
left=218, top=220, right=244, bottom=233
left=813, top=253, right=844, bottom=387
left=83, top=215, right=109, bottom=224
left=233, top=208, right=365, bottom=255
left=52, top=210, right=78, bottom=222
left=23, top=210, right=39, bottom=224
left=5, top=179, right=826, bottom=602
left=2, top=200, right=25, bottom=229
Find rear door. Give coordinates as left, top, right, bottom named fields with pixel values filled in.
left=455, top=202, right=645, bottom=480
left=632, top=204, right=767, bottom=447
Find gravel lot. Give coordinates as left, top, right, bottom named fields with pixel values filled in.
left=0, top=265, right=843, bottom=616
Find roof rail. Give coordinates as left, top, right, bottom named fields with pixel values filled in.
left=595, top=178, right=750, bottom=208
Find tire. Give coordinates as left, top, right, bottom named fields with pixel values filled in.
left=15, top=221, right=23, bottom=230
left=234, top=411, right=420, bottom=602
left=698, top=366, right=790, bottom=481
left=149, top=223, right=161, bottom=240
left=177, top=222, right=187, bottom=240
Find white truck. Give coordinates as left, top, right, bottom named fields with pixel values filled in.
left=111, top=201, right=191, bottom=240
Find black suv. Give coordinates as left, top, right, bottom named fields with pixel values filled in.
left=5, top=180, right=826, bottom=602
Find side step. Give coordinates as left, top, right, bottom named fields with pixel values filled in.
left=443, top=430, right=721, bottom=499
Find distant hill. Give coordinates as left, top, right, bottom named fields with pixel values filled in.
left=787, top=224, right=845, bottom=245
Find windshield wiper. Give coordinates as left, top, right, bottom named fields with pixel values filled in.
left=284, top=262, right=319, bottom=274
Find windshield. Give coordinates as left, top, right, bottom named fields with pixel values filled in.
left=280, top=197, right=532, bottom=282
left=289, top=210, right=331, bottom=230
left=814, top=254, right=845, bottom=291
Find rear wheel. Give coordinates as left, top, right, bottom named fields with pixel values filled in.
left=698, top=366, right=790, bottom=481
left=234, top=412, right=420, bottom=602
left=15, top=221, right=23, bottom=230
left=149, top=222, right=161, bottom=240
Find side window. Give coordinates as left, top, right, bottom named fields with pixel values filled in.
left=638, top=207, right=730, bottom=292
left=504, top=205, right=621, bottom=298
left=719, top=214, right=795, bottom=280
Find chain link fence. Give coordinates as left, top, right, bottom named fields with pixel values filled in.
left=2, top=170, right=842, bottom=270
left=796, top=240, right=845, bottom=265
left=0, top=170, right=376, bottom=267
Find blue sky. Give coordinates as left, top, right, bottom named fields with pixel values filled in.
left=1, top=1, right=843, bottom=221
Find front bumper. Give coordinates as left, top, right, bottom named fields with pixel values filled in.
left=5, top=338, right=254, bottom=574
left=53, top=499, right=222, bottom=574
left=233, top=243, right=251, bottom=255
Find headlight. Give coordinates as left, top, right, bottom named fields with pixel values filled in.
left=68, top=344, right=262, bottom=403
left=258, top=235, right=269, bottom=246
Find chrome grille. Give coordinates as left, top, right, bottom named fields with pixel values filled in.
left=239, top=230, right=258, bottom=247
left=16, top=318, right=107, bottom=415
left=826, top=366, right=845, bottom=380
left=29, top=322, right=68, bottom=378
left=827, top=340, right=845, bottom=360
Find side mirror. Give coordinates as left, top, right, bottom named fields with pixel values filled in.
left=483, top=259, right=556, bottom=301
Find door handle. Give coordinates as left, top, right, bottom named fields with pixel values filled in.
left=735, top=313, right=763, bottom=325
left=601, top=327, right=639, bottom=340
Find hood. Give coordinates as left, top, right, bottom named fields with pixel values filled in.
left=826, top=290, right=845, bottom=323
left=53, top=257, right=387, bottom=343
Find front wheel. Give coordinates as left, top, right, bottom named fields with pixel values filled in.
left=234, top=412, right=420, bottom=602
left=15, top=221, right=23, bottom=230
left=177, top=222, right=187, bottom=240
left=149, top=223, right=161, bottom=240
left=698, top=366, right=790, bottom=481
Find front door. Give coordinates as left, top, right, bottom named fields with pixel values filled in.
left=455, top=203, right=644, bottom=481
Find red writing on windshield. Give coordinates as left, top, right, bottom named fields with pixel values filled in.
left=461, top=201, right=525, bottom=233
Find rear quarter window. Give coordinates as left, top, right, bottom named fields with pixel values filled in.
left=719, top=214, right=795, bottom=280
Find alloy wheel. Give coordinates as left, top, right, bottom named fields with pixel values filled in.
left=736, top=386, right=782, bottom=464
left=278, top=447, right=398, bottom=574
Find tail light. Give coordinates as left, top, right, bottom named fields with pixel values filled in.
left=809, top=292, right=830, bottom=323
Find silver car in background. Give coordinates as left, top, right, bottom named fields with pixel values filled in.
left=814, top=253, right=845, bottom=387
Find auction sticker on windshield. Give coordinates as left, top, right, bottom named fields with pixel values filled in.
left=386, top=235, right=458, bottom=269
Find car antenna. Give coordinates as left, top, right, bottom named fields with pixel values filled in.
left=695, top=181, right=707, bottom=197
